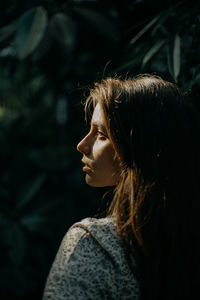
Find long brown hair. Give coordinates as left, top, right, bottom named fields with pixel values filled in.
left=85, top=74, right=200, bottom=299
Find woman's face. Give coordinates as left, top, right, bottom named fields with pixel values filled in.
left=77, top=103, right=120, bottom=187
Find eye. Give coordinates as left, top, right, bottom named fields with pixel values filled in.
left=95, top=130, right=107, bottom=140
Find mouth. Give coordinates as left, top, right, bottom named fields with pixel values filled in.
left=81, top=159, right=91, bottom=172
left=82, top=165, right=91, bottom=172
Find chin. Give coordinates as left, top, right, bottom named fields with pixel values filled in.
left=86, top=179, right=103, bottom=187
left=86, top=177, right=115, bottom=187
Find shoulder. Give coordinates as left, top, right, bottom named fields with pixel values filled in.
left=58, top=217, right=118, bottom=267
left=43, top=217, right=140, bottom=300
left=67, top=217, right=119, bottom=260
left=63, top=217, right=140, bottom=296
left=65, top=216, right=117, bottom=241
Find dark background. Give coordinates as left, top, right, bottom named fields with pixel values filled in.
left=0, top=1, right=199, bottom=299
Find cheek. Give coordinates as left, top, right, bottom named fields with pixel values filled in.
left=95, top=144, right=119, bottom=173
left=87, top=142, right=120, bottom=187
left=92, top=142, right=112, bottom=161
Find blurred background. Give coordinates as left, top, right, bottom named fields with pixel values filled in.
left=0, top=0, right=199, bottom=299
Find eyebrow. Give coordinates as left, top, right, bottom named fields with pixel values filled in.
left=91, top=121, right=107, bottom=132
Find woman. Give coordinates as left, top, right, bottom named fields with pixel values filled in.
left=43, top=74, right=200, bottom=300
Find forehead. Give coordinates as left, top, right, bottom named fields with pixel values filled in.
left=91, top=103, right=105, bottom=125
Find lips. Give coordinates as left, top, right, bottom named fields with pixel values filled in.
left=81, top=159, right=91, bottom=172
left=82, top=165, right=91, bottom=172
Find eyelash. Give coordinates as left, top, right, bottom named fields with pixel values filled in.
left=95, top=130, right=107, bottom=140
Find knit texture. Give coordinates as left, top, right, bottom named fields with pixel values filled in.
left=43, top=217, right=140, bottom=300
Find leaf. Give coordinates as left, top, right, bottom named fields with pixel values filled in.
left=151, top=2, right=181, bottom=36
left=187, top=73, right=200, bottom=89
left=0, top=19, right=18, bottom=43
left=20, top=214, right=46, bottom=232
left=111, top=53, right=144, bottom=73
left=129, top=15, right=160, bottom=45
left=142, top=40, right=165, bottom=67
left=32, top=24, right=52, bottom=61
left=173, top=34, right=181, bottom=80
left=15, top=6, right=48, bottom=59
left=17, top=174, right=46, bottom=208
left=73, top=7, right=118, bottom=40
left=167, top=47, right=173, bottom=79
left=50, top=13, right=76, bottom=49
left=167, top=33, right=181, bottom=82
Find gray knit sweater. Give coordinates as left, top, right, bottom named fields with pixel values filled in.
left=43, top=217, right=140, bottom=300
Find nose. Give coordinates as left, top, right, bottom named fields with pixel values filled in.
left=77, top=135, right=90, bottom=155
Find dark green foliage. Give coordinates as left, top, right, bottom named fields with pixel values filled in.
left=0, top=0, right=199, bottom=299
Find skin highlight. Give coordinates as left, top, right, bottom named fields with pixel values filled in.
left=77, top=104, right=120, bottom=187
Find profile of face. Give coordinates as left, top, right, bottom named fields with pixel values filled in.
left=77, top=104, right=120, bottom=187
